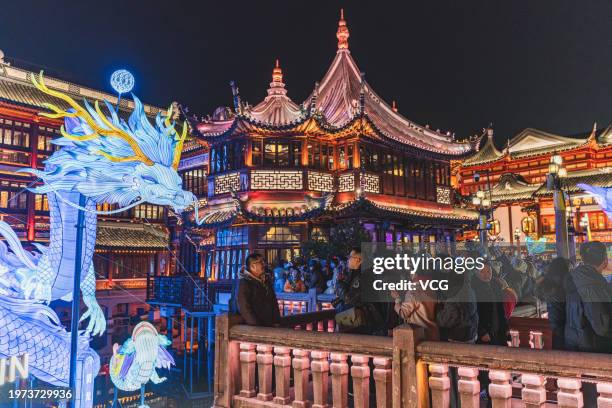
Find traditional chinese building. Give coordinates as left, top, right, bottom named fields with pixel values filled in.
left=183, top=11, right=480, bottom=282
left=457, top=125, right=612, bottom=243
left=0, top=52, right=174, bottom=355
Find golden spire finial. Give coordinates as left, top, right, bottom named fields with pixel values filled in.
left=337, top=9, right=350, bottom=50
left=272, top=59, right=283, bottom=83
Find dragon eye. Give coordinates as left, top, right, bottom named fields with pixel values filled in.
left=142, top=175, right=156, bottom=183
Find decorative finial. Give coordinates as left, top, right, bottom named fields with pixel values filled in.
left=267, top=59, right=287, bottom=97
left=337, top=9, right=350, bottom=50
left=309, top=82, right=319, bottom=114
left=588, top=121, right=598, bottom=142
left=392, top=100, right=398, bottom=113
left=487, top=123, right=494, bottom=139
left=230, top=80, right=242, bottom=114
left=272, top=59, right=283, bottom=83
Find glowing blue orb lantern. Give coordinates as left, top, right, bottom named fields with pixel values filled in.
left=110, top=69, right=134, bottom=94
left=110, top=69, right=134, bottom=111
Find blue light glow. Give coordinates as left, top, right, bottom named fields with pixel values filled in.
left=110, top=69, right=135, bottom=94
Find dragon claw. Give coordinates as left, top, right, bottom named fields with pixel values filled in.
left=81, top=295, right=106, bottom=336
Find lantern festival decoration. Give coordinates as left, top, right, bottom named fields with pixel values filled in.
left=110, top=322, right=175, bottom=408
left=0, top=72, right=194, bottom=406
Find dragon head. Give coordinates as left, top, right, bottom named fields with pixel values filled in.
left=27, top=72, right=196, bottom=213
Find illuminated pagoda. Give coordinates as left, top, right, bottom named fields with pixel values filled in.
left=185, top=11, right=480, bottom=280
left=457, top=125, right=612, bottom=243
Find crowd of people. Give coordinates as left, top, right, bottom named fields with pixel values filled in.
left=236, top=241, right=612, bottom=404
left=271, top=257, right=347, bottom=295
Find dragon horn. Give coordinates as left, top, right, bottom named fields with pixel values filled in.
left=171, top=121, right=187, bottom=170
left=32, top=71, right=154, bottom=166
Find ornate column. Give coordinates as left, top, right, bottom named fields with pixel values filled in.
left=256, top=345, right=273, bottom=401
left=311, top=351, right=330, bottom=408
left=428, top=364, right=450, bottom=408
left=488, top=370, right=512, bottom=408
left=557, top=378, right=583, bottom=408
left=273, top=347, right=292, bottom=405
left=351, top=355, right=370, bottom=408
left=330, top=353, right=349, bottom=408
left=597, top=382, right=612, bottom=407
left=239, top=343, right=256, bottom=398
left=458, top=367, right=480, bottom=408
left=373, top=357, right=392, bottom=408
left=292, top=349, right=311, bottom=408
left=521, top=374, right=546, bottom=408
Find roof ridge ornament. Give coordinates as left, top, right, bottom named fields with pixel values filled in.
left=309, top=82, right=320, bottom=114
left=229, top=80, right=243, bottom=115
left=487, top=123, right=494, bottom=139
left=337, top=8, right=350, bottom=50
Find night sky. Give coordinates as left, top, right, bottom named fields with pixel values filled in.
left=1, top=0, right=611, bottom=144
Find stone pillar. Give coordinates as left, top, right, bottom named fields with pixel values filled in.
left=557, top=378, right=583, bottom=408
left=488, top=370, right=512, bottom=408
left=458, top=367, right=480, bottom=408
left=428, top=364, right=450, bottom=408
left=597, top=382, right=612, bottom=407
left=351, top=355, right=370, bottom=408
left=292, top=349, right=311, bottom=408
left=373, top=357, right=392, bottom=408
left=311, top=351, right=330, bottom=408
left=521, top=374, right=546, bottom=408
left=256, top=345, right=273, bottom=401
left=239, top=343, right=256, bottom=398
left=273, top=347, right=292, bottom=405
left=330, top=353, right=349, bottom=408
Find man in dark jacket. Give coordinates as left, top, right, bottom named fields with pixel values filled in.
left=565, top=241, right=612, bottom=353
left=237, top=253, right=281, bottom=326
left=335, top=247, right=387, bottom=335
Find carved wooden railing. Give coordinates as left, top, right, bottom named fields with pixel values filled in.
left=214, top=314, right=612, bottom=408
left=276, top=289, right=335, bottom=316
left=419, top=339, right=612, bottom=407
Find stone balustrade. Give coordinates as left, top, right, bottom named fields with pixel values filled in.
left=214, top=313, right=612, bottom=407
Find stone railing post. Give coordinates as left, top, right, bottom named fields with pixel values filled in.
left=239, top=342, right=257, bottom=397
left=292, top=349, right=311, bottom=408
left=428, top=364, right=450, bottom=408
left=373, top=357, right=393, bottom=408
left=521, top=374, right=546, bottom=408
left=311, top=351, right=330, bottom=408
left=256, top=345, right=274, bottom=401
left=213, top=314, right=241, bottom=408
left=351, top=355, right=370, bottom=408
left=273, top=347, right=292, bottom=405
left=488, top=370, right=512, bottom=408
left=557, top=378, right=583, bottom=408
left=458, top=367, right=480, bottom=408
left=597, top=382, right=612, bottom=407
left=330, top=353, right=349, bottom=408
left=392, top=324, right=426, bottom=408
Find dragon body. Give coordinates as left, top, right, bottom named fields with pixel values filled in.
left=0, top=73, right=195, bottom=405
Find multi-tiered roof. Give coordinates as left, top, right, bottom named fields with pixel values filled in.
left=189, top=11, right=480, bottom=157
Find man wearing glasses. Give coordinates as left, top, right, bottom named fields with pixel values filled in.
left=237, top=253, right=281, bottom=326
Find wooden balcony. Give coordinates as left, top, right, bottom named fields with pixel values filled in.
left=214, top=313, right=612, bottom=408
